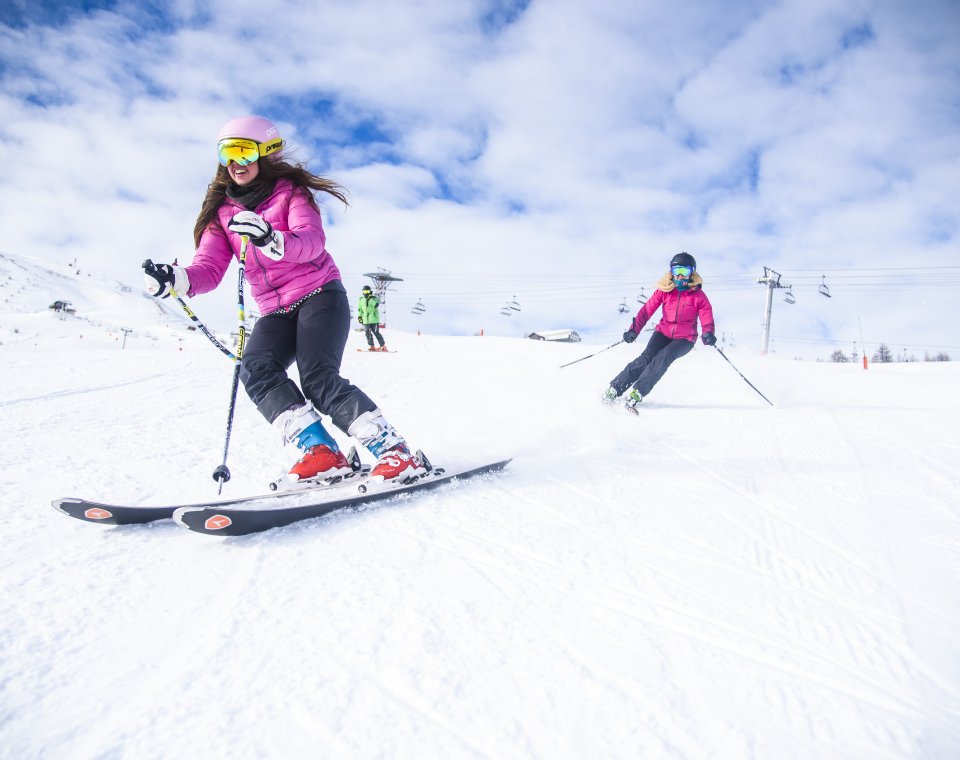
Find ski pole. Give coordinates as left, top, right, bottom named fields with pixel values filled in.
left=559, top=340, right=623, bottom=369
left=143, top=259, right=238, bottom=361
left=212, top=236, right=249, bottom=493
left=713, top=345, right=775, bottom=407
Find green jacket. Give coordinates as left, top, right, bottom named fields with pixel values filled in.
left=357, top=293, right=381, bottom=324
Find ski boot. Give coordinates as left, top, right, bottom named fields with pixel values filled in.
left=348, top=409, right=427, bottom=486
left=273, top=403, right=353, bottom=486
left=600, top=387, right=619, bottom=404
left=624, top=388, right=643, bottom=415
left=370, top=443, right=426, bottom=483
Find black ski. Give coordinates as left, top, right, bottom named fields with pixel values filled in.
left=53, top=467, right=371, bottom=527
left=53, top=499, right=177, bottom=526
left=173, top=459, right=511, bottom=536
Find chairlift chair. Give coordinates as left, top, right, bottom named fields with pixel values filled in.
left=618, top=298, right=629, bottom=314
left=784, top=287, right=796, bottom=305
left=411, top=298, right=426, bottom=315
left=636, top=289, right=647, bottom=305
left=500, top=306, right=512, bottom=316
left=508, top=296, right=521, bottom=311
left=818, top=275, right=831, bottom=298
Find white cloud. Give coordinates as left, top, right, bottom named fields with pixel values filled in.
left=0, top=0, right=957, bottom=356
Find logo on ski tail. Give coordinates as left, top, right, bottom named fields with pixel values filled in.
left=84, top=508, right=113, bottom=520
left=204, top=514, right=233, bottom=531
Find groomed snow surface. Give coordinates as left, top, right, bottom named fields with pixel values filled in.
left=1, top=260, right=958, bottom=759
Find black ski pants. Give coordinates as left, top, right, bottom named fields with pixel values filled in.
left=363, top=322, right=385, bottom=348
left=239, top=282, right=376, bottom=433
left=610, top=331, right=694, bottom=398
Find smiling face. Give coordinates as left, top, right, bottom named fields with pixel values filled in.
left=227, top=160, right=260, bottom=186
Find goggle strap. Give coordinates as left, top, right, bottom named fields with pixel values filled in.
left=259, top=137, right=283, bottom=156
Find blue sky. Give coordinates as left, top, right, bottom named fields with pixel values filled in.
left=1, top=0, right=958, bottom=358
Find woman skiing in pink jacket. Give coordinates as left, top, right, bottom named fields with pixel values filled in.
left=603, top=252, right=716, bottom=412
left=143, top=115, right=425, bottom=486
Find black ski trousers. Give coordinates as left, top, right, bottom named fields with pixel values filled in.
left=609, top=330, right=694, bottom=398
left=239, top=282, right=376, bottom=433
left=363, top=322, right=385, bottom=348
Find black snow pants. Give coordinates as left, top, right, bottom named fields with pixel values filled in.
left=363, top=322, right=385, bottom=348
left=609, top=330, right=694, bottom=398
left=239, top=281, right=376, bottom=433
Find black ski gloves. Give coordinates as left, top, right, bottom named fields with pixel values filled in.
left=701, top=332, right=717, bottom=346
left=143, top=259, right=189, bottom=299
left=623, top=329, right=638, bottom=344
left=228, top=211, right=285, bottom=261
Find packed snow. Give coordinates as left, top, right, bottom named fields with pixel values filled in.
left=1, top=253, right=958, bottom=759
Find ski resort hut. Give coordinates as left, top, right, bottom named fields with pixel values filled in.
left=527, top=329, right=581, bottom=343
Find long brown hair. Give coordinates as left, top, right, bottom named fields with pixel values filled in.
left=193, top=159, right=350, bottom=247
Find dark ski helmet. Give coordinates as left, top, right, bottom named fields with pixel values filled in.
left=362, top=285, right=373, bottom=294
left=670, top=252, right=696, bottom=271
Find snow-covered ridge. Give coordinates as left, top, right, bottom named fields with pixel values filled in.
left=0, top=250, right=208, bottom=348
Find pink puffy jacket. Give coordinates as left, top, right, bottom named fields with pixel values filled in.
left=185, top=179, right=342, bottom=314
left=630, top=273, right=715, bottom=342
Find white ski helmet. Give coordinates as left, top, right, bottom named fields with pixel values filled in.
left=217, top=115, right=284, bottom=158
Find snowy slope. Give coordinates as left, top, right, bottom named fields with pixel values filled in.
left=0, top=251, right=198, bottom=349
left=1, top=257, right=958, bottom=759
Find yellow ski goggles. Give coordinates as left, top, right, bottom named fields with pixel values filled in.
left=217, top=136, right=284, bottom=166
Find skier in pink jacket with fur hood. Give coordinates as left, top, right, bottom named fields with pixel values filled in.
left=143, top=116, right=425, bottom=486
left=602, top=252, right=716, bottom=413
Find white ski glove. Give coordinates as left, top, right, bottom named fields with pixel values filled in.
left=227, top=211, right=285, bottom=261
left=142, top=259, right=189, bottom=298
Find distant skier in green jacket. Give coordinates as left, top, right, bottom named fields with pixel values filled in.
left=357, top=285, right=387, bottom=351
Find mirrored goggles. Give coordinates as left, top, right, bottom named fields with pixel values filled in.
left=217, top=136, right=284, bottom=166
left=671, top=265, right=693, bottom=278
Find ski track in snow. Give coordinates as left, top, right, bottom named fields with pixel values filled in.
left=1, top=277, right=959, bottom=760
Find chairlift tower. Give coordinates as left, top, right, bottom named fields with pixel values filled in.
left=757, top=266, right=792, bottom=355
left=363, top=268, right=404, bottom=328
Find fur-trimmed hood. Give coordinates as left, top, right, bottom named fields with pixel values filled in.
left=656, top=271, right=704, bottom=292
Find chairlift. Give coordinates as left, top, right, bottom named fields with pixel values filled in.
left=636, top=288, right=647, bottom=305
left=618, top=297, right=629, bottom=314
left=411, top=298, right=426, bottom=315
left=818, top=275, right=831, bottom=298
left=500, top=306, right=512, bottom=316
left=784, top=287, right=796, bottom=305
left=508, top=296, right=522, bottom=312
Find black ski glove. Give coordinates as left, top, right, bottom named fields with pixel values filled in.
left=623, top=329, right=638, bottom=344
left=227, top=211, right=285, bottom=261
left=143, top=259, right=189, bottom=299
left=701, top=332, right=717, bottom=346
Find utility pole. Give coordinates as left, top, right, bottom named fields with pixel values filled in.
left=757, top=267, right=791, bottom=355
